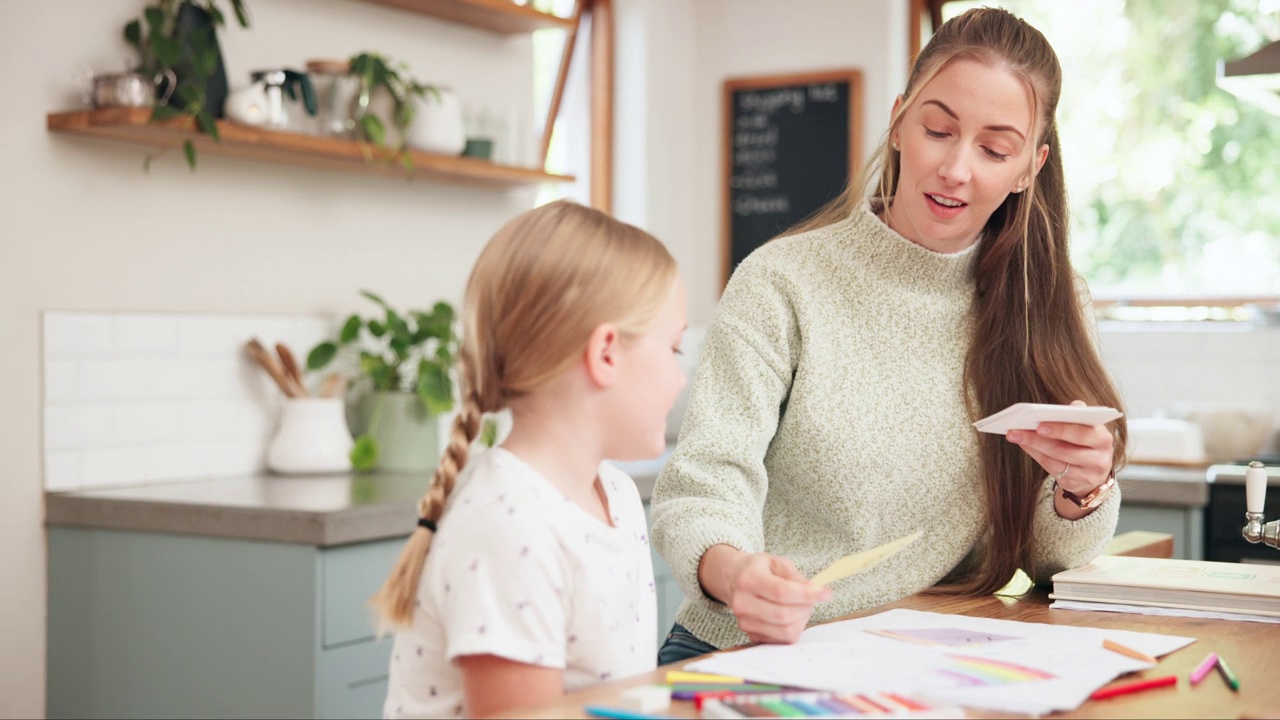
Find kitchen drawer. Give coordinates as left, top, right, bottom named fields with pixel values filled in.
left=317, top=636, right=394, bottom=719
left=321, top=537, right=407, bottom=647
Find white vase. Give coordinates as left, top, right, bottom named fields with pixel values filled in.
left=407, top=87, right=466, bottom=156
left=267, top=398, right=353, bottom=475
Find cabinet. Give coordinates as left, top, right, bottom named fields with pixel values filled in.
left=46, top=0, right=576, bottom=188
left=47, top=527, right=407, bottom=719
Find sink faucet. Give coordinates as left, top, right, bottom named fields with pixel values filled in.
left=1243, top=460, right=1280, bottom=550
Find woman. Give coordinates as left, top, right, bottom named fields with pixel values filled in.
left=650, top=7, right=1128, bottom=663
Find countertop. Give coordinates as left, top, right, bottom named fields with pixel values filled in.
left=45, top=452, right=1211, bottom=547
left=45, top=449, right=673, bottom=547
left=1116, top=463, right=1210, bottom=507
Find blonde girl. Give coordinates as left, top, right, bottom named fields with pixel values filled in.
left=372, top=199, right=686, bottom=718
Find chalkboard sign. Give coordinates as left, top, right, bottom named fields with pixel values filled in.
left=722, top=69, right=862, bottom=285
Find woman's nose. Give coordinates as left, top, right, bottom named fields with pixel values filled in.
left=937, top=146, right=972, bottom=185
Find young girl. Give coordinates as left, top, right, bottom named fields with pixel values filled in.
left=372, top=199, right=687, bottom=718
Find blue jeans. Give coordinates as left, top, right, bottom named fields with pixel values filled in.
left=657, top=623, right=719, bottom=665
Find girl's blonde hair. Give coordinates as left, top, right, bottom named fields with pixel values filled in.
left=370, top=199, right=678, bottom=628
left=788, top=8, right=1126, bottom=594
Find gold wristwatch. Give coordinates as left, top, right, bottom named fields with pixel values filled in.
left=1058, top=473, right=1116, bottom=509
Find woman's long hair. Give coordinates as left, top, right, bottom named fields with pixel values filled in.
left=370, top=200, right=678, bottom=628
left=788, top=7, right=1127, bottom=594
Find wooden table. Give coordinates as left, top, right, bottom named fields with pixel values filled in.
left=496, top=589, right=1280, bottom=719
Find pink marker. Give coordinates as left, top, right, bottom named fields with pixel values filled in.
left=1190, top=651, right=1219, bottom=685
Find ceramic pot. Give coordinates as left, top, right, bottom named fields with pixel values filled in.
left=406, top=87, right=466, bottom=156
left=266, top=398, right=353, bottom=474
left=353, top=391, right=441, bottom=472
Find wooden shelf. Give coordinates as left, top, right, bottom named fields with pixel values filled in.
left=356, top=0, right=573, bottom=34
left=47, top=108, right=573, bottom=188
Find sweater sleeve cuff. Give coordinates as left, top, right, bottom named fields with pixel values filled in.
left=1030, top=475, right=1121, bottom=585
left=669, top=522, right=760, bottom=612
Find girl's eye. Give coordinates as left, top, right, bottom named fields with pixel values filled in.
left=983, top=147, right=1011, bottom=161
left=924, top=127, right=948, bottom=139
left=672, top=348, right=684, bottom=355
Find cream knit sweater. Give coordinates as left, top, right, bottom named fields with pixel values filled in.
left=651, top=205, right=1120, bottom=650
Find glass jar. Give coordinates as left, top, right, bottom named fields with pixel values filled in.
left=305, top=59, right=359, bottom=137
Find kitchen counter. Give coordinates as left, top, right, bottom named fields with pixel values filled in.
left=1117, top=463, right=1210, bottom=507
left=45, top=449, right=673, bottom=547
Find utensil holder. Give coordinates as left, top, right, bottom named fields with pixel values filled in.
left=267, top=398, right=353, bottom=474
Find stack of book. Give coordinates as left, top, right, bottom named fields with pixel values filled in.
left=1050, top=555, right=1280, bottom=617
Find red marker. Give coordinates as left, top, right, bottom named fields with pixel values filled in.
left=1090, top=675, right=1177, bottom=700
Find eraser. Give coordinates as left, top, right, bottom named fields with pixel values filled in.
left=618, top=685, right=671, bottom=713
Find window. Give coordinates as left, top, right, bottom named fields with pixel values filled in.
left=533, top=0, right=593, bottom=206
left=930, top=0, right=1280, bottom=307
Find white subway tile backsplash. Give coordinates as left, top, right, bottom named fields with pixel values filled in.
left=114, top=403, right=182, bottom=445
left=177, top=316, right=243, bottom=355
left=80, top=359, right=148, bottom=401
left=115, top=315, right=180, bottom=355
left=44, top=452, right=81, bottom=492
left=42, top=310, right=336, bottom=490
left=81, top=447, right=149, bottom=488
left=44, top=361, right=80, bottom=404
left=146, top=444, right=210, bottom=482
left=43, top=314, right=114, bottom=359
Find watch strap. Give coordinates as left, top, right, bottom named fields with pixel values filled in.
left=1058, top=473, right=1116, bottom=509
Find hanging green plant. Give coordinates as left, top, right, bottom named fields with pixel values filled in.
left=124, top=0, right=251, bottom=170
left=348, top=51, right=440, bottom=172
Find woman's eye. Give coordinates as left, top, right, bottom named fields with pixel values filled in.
left=983, top=147, right=1011, bottom=161
left=924, top=127, right=948, bottom=139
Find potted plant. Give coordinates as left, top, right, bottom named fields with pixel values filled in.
left=348, top=51, right=441, bottom=170
left=307, top=291, right=458, bottom=472
left=124, top=0, right=251, bottom=169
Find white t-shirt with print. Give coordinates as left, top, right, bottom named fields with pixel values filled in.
left=383, top=447, right=658, bottom=719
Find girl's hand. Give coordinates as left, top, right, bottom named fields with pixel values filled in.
left=1006, top=399, right=1115, bottom=512
left=711, top=549, right=831, bottom=644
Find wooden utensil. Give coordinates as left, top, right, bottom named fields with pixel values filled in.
left=318, top=373, right=348, bottom=399
left=245, top=338, right=304, bottom=398
left=275, top=343, right=309, bottom=397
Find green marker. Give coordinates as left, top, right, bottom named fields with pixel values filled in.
left=1216, top=655, right=1240, bottom=691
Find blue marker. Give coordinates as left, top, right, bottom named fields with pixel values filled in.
left=583, top=705, right=676, bottom=720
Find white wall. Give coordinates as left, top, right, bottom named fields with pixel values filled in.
left=1, top=1, right=541, bottom=714
left=615, top=0, right=910, bottom=323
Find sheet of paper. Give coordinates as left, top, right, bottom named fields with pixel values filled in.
left=685, top=608, right=1193, bottom=716
left=974, top=403, right=1123, bottom=434
left=1051, top=598, right=1280, bottom=624
left=810, top=530, right=923, bottom=587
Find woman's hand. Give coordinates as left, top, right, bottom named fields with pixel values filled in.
left=699, top=545, right=831, bottom=644
left=1006, top=399, right=1115, bottom=518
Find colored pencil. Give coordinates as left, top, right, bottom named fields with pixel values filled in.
left=1190, top=652, right=1219, bottom=685
left=1090, top=674, right=1177, bottom=700
left=1103, top=638, right=1159, bottom=664
left=1216, top=655, right=1241, bottom=691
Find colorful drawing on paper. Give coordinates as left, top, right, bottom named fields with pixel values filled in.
left=936, top=655, right=1055, bottom=687
left=867, top=627, right=1021, bottom=647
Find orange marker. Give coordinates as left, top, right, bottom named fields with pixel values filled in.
left=1103, top=638, right=1158, bottom=665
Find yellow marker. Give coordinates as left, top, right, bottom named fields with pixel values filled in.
left=664, top=670, right=744, bottom=684
left=811, top=530, right=924, bottom=587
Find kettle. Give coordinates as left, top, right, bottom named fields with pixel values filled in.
left=224, top=69, right=316, bottom=129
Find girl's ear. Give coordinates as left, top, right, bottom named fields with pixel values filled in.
left=583, top=322, right=620, bottom=389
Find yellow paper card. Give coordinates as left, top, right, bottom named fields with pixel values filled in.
left=810, top=530, right=924, bottom=587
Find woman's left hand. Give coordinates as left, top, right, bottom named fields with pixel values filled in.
left=1006, top=399, right=1114, bottom=499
